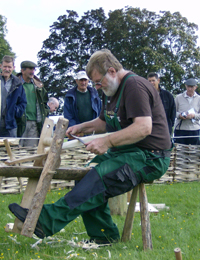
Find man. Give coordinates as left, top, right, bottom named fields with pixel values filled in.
left=147, top=72, right=176, bottom=135
left=174, top=78, right=200, bottom=145
left=64, top=70, right=102, bottom=127
left=47, top=97, right=59, bottom=113
left=9, top=49, right=172, bottom=244
left=0, top=55, right=26, bottom=137
left=17, top=60, right=49, bottom=147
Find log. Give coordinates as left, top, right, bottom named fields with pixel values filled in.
left=12, top=118, right=54, bottom=234
left=121, top=186, right=139, bottom=242
left=174, top=248, right=182, bottom=260
left=0, top=165, right=90, bottom=180
left=108, top=193, right=127, bottom=216
left=139, top=183, right=153, bottom=250
left=21, top=117, right=69, bottom=237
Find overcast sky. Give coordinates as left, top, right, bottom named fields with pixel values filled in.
left=1, top=0, right=200, bottom=72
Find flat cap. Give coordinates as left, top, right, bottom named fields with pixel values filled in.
left=185, top=78, right=197, bottom=86
left=21, top=60, right=37, bottom=68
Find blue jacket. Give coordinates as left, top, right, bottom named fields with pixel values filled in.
left=159, top=86, right=176, bottom=135
left=0, top=74, right=27, bottom=130
left=64, top=86, right=102, bottom=127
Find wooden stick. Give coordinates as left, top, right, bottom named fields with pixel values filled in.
left=139, top=183, right=153, bottom=250
left=3, top=139, right=14, bottom=160
left=3, top=139, right=23, bottom=192
left=121, top=186, right=139, bottom=242
left=44, top=133, right=112, bottom=152
left=0, top=165, right=90, bottom=180
left=174, top=248, right=182, bottom=260
left=4, top=153, right=47, bottom=165
left=21, top=118, right=69, bottom=237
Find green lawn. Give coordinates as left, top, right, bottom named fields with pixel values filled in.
left=0, top=181, right=199, bottom=260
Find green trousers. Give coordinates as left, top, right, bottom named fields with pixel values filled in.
left=39, top=146, right=170, bottom=240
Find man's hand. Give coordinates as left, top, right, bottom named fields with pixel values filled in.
left=85, top=137, right=110, bottom=155
left=179, top=114, right=187, bottom=120
left=66, top=125, right=83, bottom=138
left=186, top=113, right=195, bottom=119
left=179, top=113, right=195, bottom=120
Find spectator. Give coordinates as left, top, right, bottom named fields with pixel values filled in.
left=0, top=55, right=26, bottom=137
left=147, top=72, right=176, bottom=135
left=64, top=71, right=101, bottom=127
left=47, top=97, right=59, bottom=113
left=174, top=78, right=200, bottom=145
left=17, top=60, right=49, bottom=147
left=9, top=49, right=172, bottom=244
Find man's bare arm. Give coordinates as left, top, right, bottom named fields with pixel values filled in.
left=86, top=116, right=152, bottom=155
left=107, top=116, right=152, bottom=147
left=66, top=117, right=107, bottom=136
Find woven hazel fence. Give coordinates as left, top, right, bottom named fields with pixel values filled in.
left=0, top=140, right=200, bottom=193
left=0, top=141, right=96, bottom=194
left=161, top=143, right=200, bottom=183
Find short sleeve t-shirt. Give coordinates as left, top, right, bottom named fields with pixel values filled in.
left=99, top=72, right=171, bottom=150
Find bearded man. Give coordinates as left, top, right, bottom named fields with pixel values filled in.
left=9, top=49, right=172, bottom=244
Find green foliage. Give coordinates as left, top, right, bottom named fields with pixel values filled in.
left=38, top=9, right=106, bottom=100
left=38, top=7, right=200, bottom=99
left=0, top=182, right=200, bottom=259
left=0, top=15, right=15, bottom=63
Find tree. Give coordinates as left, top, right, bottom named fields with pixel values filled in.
left=155, top=11, right=200, bottom=94
left=38, top=9, right=106, bottom=102
left=105, top=8, right=200, bottom=94
left=38, top=7, right=200, bottom=100
left=0, top=15, right=15, bottom=63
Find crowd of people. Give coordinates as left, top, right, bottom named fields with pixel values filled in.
left=1, top=53, right=199, bottom=146
left=0, top=49, right=199, bottom=243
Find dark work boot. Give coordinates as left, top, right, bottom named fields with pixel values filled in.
left=8, top=203, right=45, bottom=239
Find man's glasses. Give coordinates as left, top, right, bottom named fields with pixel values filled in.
left=93, top=72, right=107, bottom=87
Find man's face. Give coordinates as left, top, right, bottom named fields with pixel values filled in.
left=0, top=61, right=14, bottom=80
left=22, top=67, right=35, bottom=81
left=76, top=78, right=89, bottom=92
left=49, top=102, right=59, bottom=112
left=186, top=85, right=197, bottom=97
left=148, top=76, right=160, bottom=91
left=91, top=69, right=119, bottom=96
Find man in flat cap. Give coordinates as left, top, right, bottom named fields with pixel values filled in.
left=16, top=60, right=49, bottom=147
left=174, top=78, right=200, bottom=145
left=64, top=70, right=101, bottom=127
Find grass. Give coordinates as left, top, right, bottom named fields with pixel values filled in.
left=0, top=181, right=199, bottom=260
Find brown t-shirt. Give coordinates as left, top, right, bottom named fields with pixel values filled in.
left=99, top=72, right=171, bottom=150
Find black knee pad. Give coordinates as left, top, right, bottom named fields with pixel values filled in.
left=103, top=163, right=140, bottom=199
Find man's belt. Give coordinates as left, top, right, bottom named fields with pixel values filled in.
left=149, top=149, right=171, bottom=158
